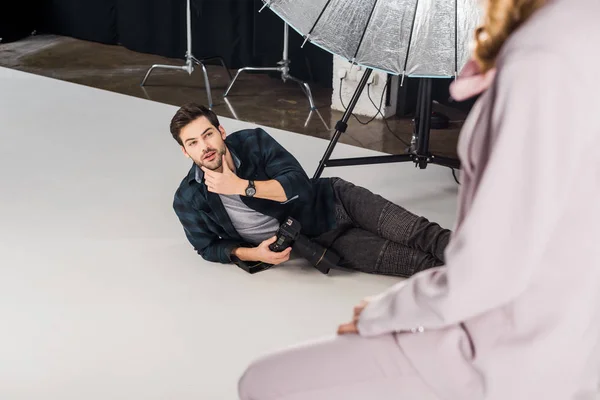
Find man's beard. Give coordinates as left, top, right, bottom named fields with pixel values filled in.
left=198, top=146, right=226, bottom=170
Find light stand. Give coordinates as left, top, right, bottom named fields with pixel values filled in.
left=223, top=22, right=316, bottom=110
left=140, top=0, right=233, bottom=109
left=313, top=71, right=460, bottom=179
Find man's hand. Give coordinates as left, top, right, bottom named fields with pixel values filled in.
left=201, top=155, right=246, bottom=195
left=254, top=236, right=292, bottom=265
left=337, top=299, right=371, bottom=335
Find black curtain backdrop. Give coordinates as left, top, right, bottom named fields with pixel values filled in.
left=41, top=0, right=118, bottom=44
left=115, top=0, right=188, bottom=59
left=0, top=0, right=43, bottom=43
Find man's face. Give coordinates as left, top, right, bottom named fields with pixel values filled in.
left=179, top=116, right=227, bottom=172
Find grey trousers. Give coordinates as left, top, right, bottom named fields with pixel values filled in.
left=314, top=178, right=451, bottom=277
left=238, top=333, right=440, bottom=400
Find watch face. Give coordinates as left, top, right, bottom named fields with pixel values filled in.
left=246, top=187, right=256, bottom=197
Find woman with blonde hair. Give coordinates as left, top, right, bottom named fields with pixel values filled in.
left=239, top=0, right=600, bottom=398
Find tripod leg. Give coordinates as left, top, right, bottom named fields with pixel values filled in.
left=223, top=68, right=245, bottom=97
left=141, top=66, right=156, bottom=86
left=313, top=69, right=373, bottom=179
left=198, top=62, right=214, bottom=109
left=141, top=64, right=186, bottom=86
left=217, top=57, right=233, bottom=81
left=198, top=56, right=233, bottom=81
left=223, top=97, right=240, bottom=120
left=430, top=155, right=461, bottom=170
left=286, top=75, right=317, bottom=110
left=140, top=85, right=152, bottom=101
left=223, top=67, right=281, bottom=97
left=304, top=108, right=331, bottom=130
left=305, top=109, right=313, bottom=128
left=300, top=82, right=317, bottom=110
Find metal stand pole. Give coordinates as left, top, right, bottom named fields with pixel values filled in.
left=313, top=76, right=460, bottom=179
left=140, top=0, right=233, bottom=109
left=304, top=108, right=330, bottom=130
left=313, top=69, right=379, bottom=179
left=224, top=22, right=316, bottom=110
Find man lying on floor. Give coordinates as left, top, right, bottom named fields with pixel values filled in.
left=170, top=103, right=450, bottom=277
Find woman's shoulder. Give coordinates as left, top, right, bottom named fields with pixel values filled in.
left=500, top=0, right=598, bottom=67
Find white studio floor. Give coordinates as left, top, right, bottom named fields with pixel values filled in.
left=0, top=66, right=459, bottom=400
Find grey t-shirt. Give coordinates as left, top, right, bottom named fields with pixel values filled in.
left=194, top=155, right=279, bottom=246
left=219, top=194, right=280, bottom=245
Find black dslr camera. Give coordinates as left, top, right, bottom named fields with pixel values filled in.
left=269, top=217, right=340, bottom=274
left=268, top=217, right=301, bottom=252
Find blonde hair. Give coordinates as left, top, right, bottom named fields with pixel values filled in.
left=474, top=0, right=547, bottom=72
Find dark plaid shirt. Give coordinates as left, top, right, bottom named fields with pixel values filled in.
left=173, top=128, right=336, bottom=263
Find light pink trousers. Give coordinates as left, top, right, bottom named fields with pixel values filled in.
left=238, top=333, right=440, bottom=400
